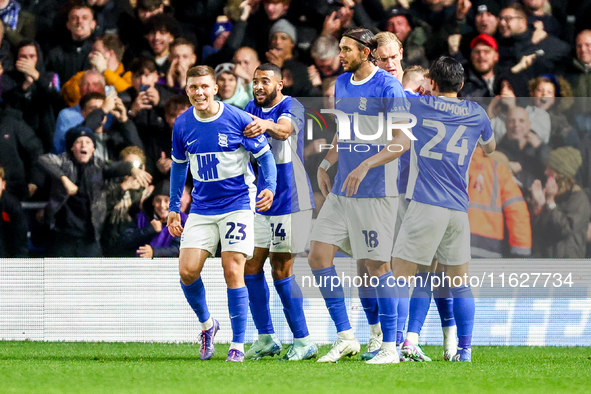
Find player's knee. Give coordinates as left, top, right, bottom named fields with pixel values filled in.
left=270, top=264, right=290, bottom=281
left=179, top=267, right=199, bottom=285
left=244, top=259, right=263, bottom=276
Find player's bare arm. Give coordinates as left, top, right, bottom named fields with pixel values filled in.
left=167, top=211, right=183, bottom=237
left=480, top=137, right=496, bottom=154
left=318, top=132, right=339, bottom=197
left=244, top=114, right=292, bottom=140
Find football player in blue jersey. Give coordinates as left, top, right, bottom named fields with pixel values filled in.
left=391, top=57, right=496, bottom=363
left=241, top=63, right=318, bottom=361
left=309, top=27, right=411, bottom=364
left=167, top=65, right=278, bottom=363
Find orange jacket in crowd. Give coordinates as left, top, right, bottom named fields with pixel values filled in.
left=61, top=63, right=132, bottom=107
left=468, top=147, right=532, bottom=258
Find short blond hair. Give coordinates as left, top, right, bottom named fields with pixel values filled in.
left=375, top=31, right=402, bottom=51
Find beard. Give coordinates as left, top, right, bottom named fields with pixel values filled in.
left=254, top=88, right=278, bottom=108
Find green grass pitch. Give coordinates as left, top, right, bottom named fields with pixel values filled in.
left=0, top=341, right=590, bottom=394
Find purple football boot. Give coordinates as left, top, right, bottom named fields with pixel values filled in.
left=225, top=348, right=245, bottom=362
left=200, top=318, right=219, bottom=360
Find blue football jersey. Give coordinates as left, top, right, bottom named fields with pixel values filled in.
left=244, top=96, right=315, bottom=215
left=406, top=96, right=494, bottom=212
left=332, top=66, right=408, bottom=198
left=397, top=89, right=421, bottom=195
left=170, top=102, right=270, bottom=215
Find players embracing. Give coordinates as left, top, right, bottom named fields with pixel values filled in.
left=241, top=63, right=318, bottom=361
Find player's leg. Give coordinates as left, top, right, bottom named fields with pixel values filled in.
left=365, top=259, right=400, bottom=364
left=244, top=246, right=283, bottom=360
left=218, top=210, right=255, bottom=362
left=393, top=194, right=409, bottom=355
left=269, top=251, right=318, bottom=360
left=432, top=264, right=457, bottom=360
left=308, top=194, right=359, bottom=362
left=393, top=201, right=450, bottom=362
left=357, top=259, right=382, bottom=360
left=436, top=209, right=473, bottom=362
left=178, top=214, right=220, bottom=361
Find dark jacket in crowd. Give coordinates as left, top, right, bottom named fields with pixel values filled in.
left=459, top=64, right=497, bottom=99
left=532, top=187, right=591, bottom=258
left=5, top=41, right=62, bottom=152
left=497, top=136, right=550, bottom=191
left=36, top=152, right=134, bottom=242
left=0, top=191, right=28, bottom=257
left=45, top=36, right=94, bottom=84
left=497, top=30, right=570, bottom=83
left=0, top=108, right=43, bottom=200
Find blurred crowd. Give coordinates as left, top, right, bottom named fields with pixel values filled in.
left=0, top=0, right=591, bottom=259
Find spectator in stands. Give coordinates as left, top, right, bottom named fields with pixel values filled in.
left=119, top=0, right=166, bottom=63
left=78, top=92, right=144, bottom=163
left=214, top=62, right=249, bottom=110
left=266, top=18, right=297, bottom=68
left=308, top=34, right=343, bottom=89
left=468, top=147, right=532, bottom=258
left=243, top=0, right=294, bottom=58
left=558, top=30, right=591, bottom=99
left=163, top=38, right=196, bottom=92
left=529, top=75, right=576, bottom=148
left=19, top=0, right=57, bottom=53
left=282, top=59, right=322, bottom=97
left=102, top=146, right=153, bottom=257
left=121, top=57, right=174, bottom=161
left=522, top=0, right=562, bottom=39
left=143, top=95, right=190, bottom=185
left=201, top=15, right=232, bottom=61
left=233, top=46, right=261, bottom=101
left=0, top=107, right=42, bottom=200
left=459, top=34, right=499, bottom=99
left=46, top=4, right=96, bottom=83
left=61, top=33, right=132, bottom=107
left=203, top=2, right=254, bottom=68
left=0, top=165, right=28, bottom=257
left=384, top=6, right=429, bottom=69
left=0, top=20, right=14, bottom=73
left=4, top=40, right=61, bottom=153
left=142, top=13, right=181, bottom=76
left=497, top=106, right=550, bottom=190
left=34, top=125, right=151, bottom=257
left=121, top=180, right=186, bottom=258
left=0, top=0, right=36, bottom=47
left=489, top=72, right=551, bottom=143
left=531, top=147, right=591, bottom=258
left=496, top=3, right=570, bottom=82
left=54, top=70, right=106, bottom=154
left=458, top=0, right=500, bottom=61
left=86, top=0, right=133, bottom=37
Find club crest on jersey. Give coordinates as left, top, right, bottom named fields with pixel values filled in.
left=358, top=97, right=367, bottom=111
left=218, top=133, right=228, bottom=147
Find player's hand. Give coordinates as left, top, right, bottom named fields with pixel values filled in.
left=256, top=188, right=274, bottom=212
left=61, top=176, right=78, bottom=195
left=137, top=244, right=154, bottom=258
left=317, top=166, right=332, bottom=198
left=244, top=113, right=270, bottom=138
left=131, top=167, right=152, bottom=187
left=150, top=219, right=163, bottom=233
left=341, top=162, right=369, bottom=197
left=167, top=211, right=184, bottom=236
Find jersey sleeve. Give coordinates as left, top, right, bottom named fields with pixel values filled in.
left=237, top=108, right=271, bottom=158
left=171, top=117, right=187, bottom=163
left=279, top=97, right=305, bottom=135
left=479, top=107, right=495, bottom=144
left=382, top=78, right=410, bottom=114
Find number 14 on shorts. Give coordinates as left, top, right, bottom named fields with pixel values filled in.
left=271, top=223, right=287, bottom=241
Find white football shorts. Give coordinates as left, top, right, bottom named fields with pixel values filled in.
left=254, top=209, right=313, bottom=254
left=310, top=193, right=397, bottom=261
left=392, top=200, right=471, bottom=266
left=180, top=210, right=255, bottom=259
